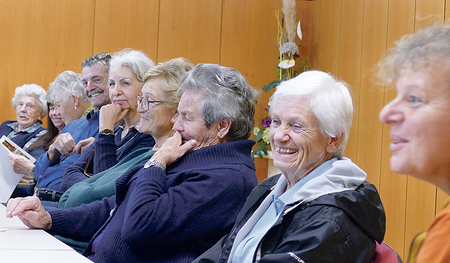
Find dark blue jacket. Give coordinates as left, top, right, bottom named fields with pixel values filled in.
left=48, top=140, right=258, bottom=263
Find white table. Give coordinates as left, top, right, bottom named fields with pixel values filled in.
left=0, top=204, right=92, bottom=262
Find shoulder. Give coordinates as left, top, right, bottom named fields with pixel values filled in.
left=61, top=117, right=87, bottom=131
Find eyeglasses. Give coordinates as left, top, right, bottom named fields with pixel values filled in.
left=81, top=52, right=111, bottom=67
left=136, top=94, right=165, bottom=112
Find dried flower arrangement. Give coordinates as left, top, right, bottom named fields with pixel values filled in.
left=252, top=0, right=308, bottom=160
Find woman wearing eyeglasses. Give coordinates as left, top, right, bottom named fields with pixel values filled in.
left=60, top=49, right=156, bottom=192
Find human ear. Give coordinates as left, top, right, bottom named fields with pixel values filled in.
left=72, top=94, right=80, bottom=110
left=216, top=118, right=232, bottom=139
left=326, top=134, right=344, bottom=154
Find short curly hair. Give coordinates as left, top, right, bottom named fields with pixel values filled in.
left=12, top=84, right=48, bottom=118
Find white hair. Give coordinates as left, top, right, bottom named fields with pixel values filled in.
left=269, top=70, right=353, bottom=157
left=12, top=84, right=48, bottom=118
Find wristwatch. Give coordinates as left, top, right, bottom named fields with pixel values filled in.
left=99, top=128, right=114, bottom=135
left=144, top=159, right=166, bottom=171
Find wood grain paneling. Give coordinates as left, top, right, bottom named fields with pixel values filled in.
left=93, top=0, right=159, bottom=62
left=221, top=0, right=280, bottom=143
left=317, top=0, right=341, bottom=75
left=380, top=0, right=416, bottom=258
left=357, top=0, right=388, bottom=189
left=157, top=0, right=222, bottom=64
left=337, top=0, right=364, bottom=162
left=0, top=0, right=95, bottom=123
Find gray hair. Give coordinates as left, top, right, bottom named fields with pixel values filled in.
left=47, top=71, right=87, bottom=104
left=144, top=57, right=194, bottom=109
left=12, top=84, right=48, bottom=118
left=81, top=52, right=111, bottom=70
left=377, top=24, right=450, bottom=85
left=178, top=63, right=259, bottom=141
left=109, top=49, right=155, bottom=82
left=269, top=70, right=353, bottom=157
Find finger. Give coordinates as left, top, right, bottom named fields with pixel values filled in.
left=118, top=109, right=129, bottom=120
left=6, top=197, right=33, bottom=217
left=179, top=140, right=197, bottom=153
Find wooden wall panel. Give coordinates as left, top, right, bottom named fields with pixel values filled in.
left=93, top=0, right=159, bottom=62
left=379, top=0, right=415, bottom=259
left=157, top=0, right=222, bottom=64
left=337, top=0, right=364, bottom=162
left=0, top=0, right=95, bottom=123
left=357, top=0, right=388, bottom=190
left=221, top=0, right=280, bottom=182
left=316, top=0, right=341, bottom=75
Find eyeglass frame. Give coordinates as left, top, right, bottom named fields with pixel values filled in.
left=136, top=94, right=165, bottom=112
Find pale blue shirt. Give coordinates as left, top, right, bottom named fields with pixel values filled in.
left=230, top=159, right=335, bottom=263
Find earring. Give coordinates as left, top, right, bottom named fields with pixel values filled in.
left=74, top=104, right=78, bottom=110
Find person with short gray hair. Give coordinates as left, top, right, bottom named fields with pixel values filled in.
left=0, top=84, right=48, bottom=158
left=178, top=63, right=258, bottom=141
left=193, top=70, right=385, bottom=263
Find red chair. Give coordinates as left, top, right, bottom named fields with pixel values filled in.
left=374, top=242, right=403, bottom=263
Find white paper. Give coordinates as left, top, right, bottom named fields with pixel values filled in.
left=0, top=136, right=36, bottom=164
left=0, top=143, right=24, bottom=203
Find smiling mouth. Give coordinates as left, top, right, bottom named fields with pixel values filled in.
left=88, top=90, right=103, bottom=98
left=275, top=147, right=298, bottom=154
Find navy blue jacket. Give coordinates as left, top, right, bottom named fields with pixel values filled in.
left=48, top=140, right=258, bottom=263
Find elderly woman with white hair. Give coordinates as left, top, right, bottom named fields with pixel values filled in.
left=0, top=84, right=48, bottom=158
left=193, top=70, right=386, bottom=263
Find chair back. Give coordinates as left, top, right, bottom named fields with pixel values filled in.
left=374, top=242, right=403, bottom=263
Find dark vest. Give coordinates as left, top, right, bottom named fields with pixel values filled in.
left=0, top=120, right=46, bottom=149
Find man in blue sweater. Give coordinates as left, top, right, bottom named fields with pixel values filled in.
left=7, top=63, right=259, bottom=263
left=34, top=53, right=112, bottom=192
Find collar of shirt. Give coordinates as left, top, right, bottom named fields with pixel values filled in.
left=7, top=120, right=42, bottom=133
left=273, top=158, right=337, bottom=214
left=119, top=122, right=140, bottom=140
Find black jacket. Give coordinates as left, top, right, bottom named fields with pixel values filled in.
left=193, top=170, right=385, bottom=263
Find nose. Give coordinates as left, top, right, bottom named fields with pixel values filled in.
left=271, top=125, right=290, bottom=143
left=17, top=104, right=26, bottom=112
left=171, top=113, right=182, bottom=131
left=379, top=99, right=403, bottom=124
left=137, top=101, right=145, bottom=113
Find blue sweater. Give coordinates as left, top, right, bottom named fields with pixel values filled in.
left=35, top=110, right=99, bottom=191
left=48, top=140, right=258, bottom=263
left=61, top=127, right=155, bottom=191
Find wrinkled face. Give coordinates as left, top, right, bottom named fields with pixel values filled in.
left=138, top=78, right=176, bottom=138
left=379, top=63, right=450, bottom=183
left=108, top=66, right=142, bottom=113
left=269, top=95, right=334, bottom=179
left=48, top=104, right=65, bottom=131
left=82, top=62, right=110, bottom=110
left=172, top=90, right=220, bottom=151
left=15, top=96, right=41, bottom=131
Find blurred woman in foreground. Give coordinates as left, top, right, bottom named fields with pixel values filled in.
left=378, top=24, right=450, bottom=263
